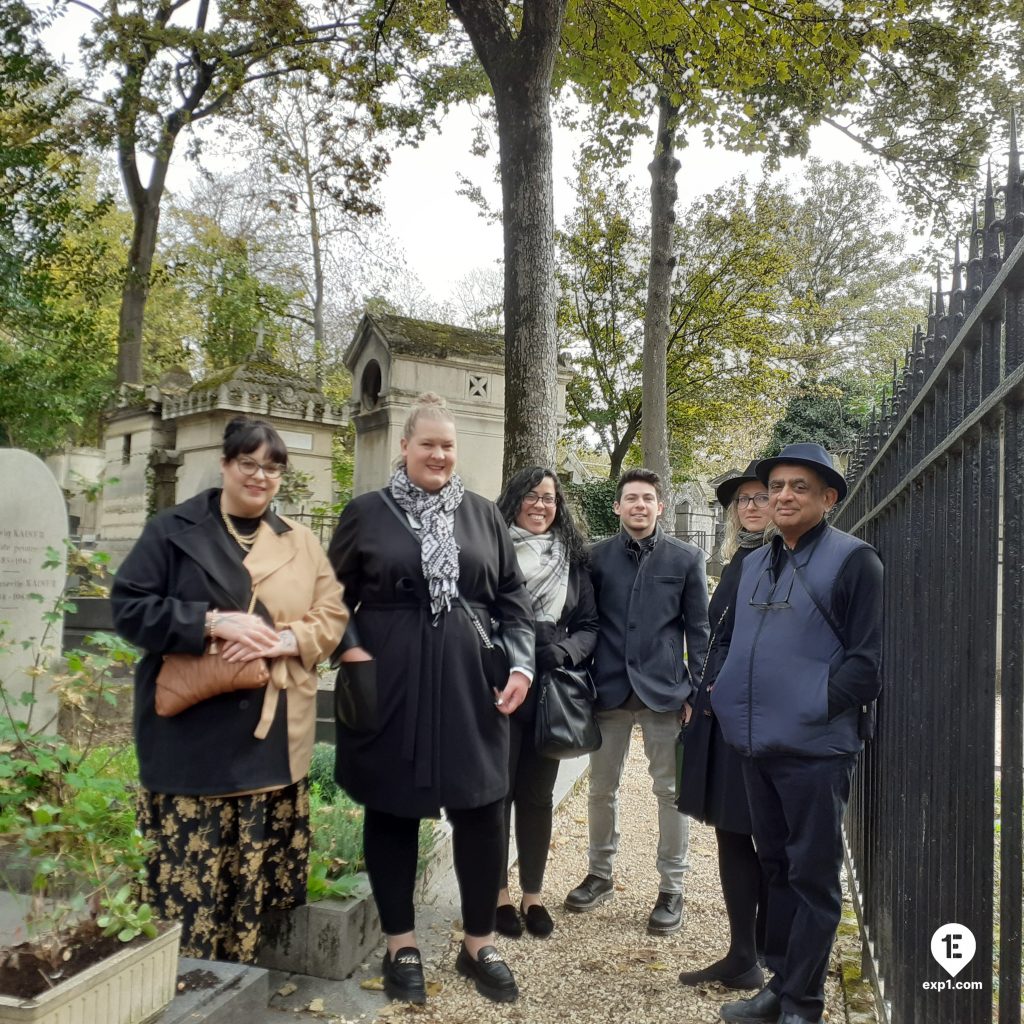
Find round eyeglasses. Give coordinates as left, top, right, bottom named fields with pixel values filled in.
left=523, top=492, right=556, bottom=507
left=736, top=493, right=769, bottom=509
left=235, top=455, right=286, bottom=479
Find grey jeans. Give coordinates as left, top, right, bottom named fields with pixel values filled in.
left=587, top=704, right=690, bottom=893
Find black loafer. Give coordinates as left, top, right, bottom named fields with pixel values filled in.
left=495, top=903, right=523, bottom=938
left=719, top=986, right=782, bottom=1023
left=382, top=946, right=426, bottom=1004
left=455, top=943, right=519, bottom=1003
left=678, top=961, right=764, bottom=990
left=521, top=903, right=554, bottom=938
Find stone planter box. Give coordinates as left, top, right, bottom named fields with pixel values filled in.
left=258, top=878, right=380, bottom=981
left=0, top=923, right=181, bottom=1024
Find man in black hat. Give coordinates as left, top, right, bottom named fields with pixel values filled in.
left=710, top=442, right=883, bottom=1024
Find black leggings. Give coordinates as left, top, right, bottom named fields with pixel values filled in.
left=364, top=800, right=505, bottom=937
left=501, top=712, right=560, bottom=893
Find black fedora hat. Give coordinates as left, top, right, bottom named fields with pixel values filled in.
left=755, top=442, right=847, bottom=501
left=715, top=460, right=763, bottom=508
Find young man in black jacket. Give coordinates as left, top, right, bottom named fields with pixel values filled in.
left=564, top=468, right=710, bottom=934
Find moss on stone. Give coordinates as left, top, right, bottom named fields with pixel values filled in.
left=372, top=312, right=504, bottom=359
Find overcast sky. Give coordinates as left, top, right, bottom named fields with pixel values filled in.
left=44, top=14, right=883, bottom=304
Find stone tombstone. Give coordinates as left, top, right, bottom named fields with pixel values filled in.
left=0, top=449, right=68, bottom=731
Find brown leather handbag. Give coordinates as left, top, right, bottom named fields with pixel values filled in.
left=155, top=593, right=271, bottom=717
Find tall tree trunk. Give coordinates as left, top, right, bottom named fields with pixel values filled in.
left=642, top=92, right=681, bottom=487
left=493, top=83, right=558, bottom=480
left=116, top=138, right=174, bottom=385
left=303, top=143, right=326, bottom=388
left=447, top=0, right=568, bottom=484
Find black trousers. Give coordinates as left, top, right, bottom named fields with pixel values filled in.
left=742, top=753, right=857, bottom=1022
left=501, top=712, right=560, bottom=893
left=363, top=800, right=505, bottom=938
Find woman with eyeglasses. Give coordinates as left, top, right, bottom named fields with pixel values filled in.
left=111, top=416, right=347, bottom=961
left=493, top=468, right=598, bottom=939
left=676, top=461, right=770, bottom=990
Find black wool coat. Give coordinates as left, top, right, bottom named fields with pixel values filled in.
left=678, top=543, right=759, bottom=833
left=328, top=490, right=535, bottom=818
left=111, top=489, right=346, bottom=796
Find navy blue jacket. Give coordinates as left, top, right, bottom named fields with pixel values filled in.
left=590, top=528, right=710, bottom=712
left=711, top=523, right=883, bottom=757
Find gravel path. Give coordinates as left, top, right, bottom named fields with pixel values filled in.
left=340, top=730, right=848, bottom=1024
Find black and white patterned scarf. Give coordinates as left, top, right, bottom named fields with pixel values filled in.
left=389, top=464, right=465, bottom=617
left=508, top=525, right=569, bottom=624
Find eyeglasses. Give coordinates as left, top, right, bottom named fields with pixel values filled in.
left=523, top=492, right=557, bottom=507
left=736, top=493, right=770, bottom=509
left=748, top=563, right=796, bottom=610
left=235, top=455, right=286, bottom=479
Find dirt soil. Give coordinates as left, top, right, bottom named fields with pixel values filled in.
left=0, top=919, right=123, bottom=1000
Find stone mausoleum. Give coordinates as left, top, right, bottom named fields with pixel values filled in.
left=344, top=312, right=573, bottom=500
left=93, top=350, right=345, bottom=563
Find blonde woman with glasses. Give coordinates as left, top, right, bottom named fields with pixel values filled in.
left=676, top=461, right=772, bottom=991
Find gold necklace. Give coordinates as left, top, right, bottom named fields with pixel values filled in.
left=220, top=502, right=259, bottom=551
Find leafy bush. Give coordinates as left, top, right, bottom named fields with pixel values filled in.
left=565, top=478, right=620, bottom=539
left=308, top=742, right=339, bottom=802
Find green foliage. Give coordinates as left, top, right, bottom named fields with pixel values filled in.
left=306, top=762, right=436, bottom=901
left=0, top=587, right=152, bottom=946
left=559, top=160, right=793, bottom=479
left=762, top=375, right=874, bottom=458
left=308, top=742, right=339, bottom=802
left=565, top=479, right=620, bottom=539
left=561, top=1, right=1024, bottom=221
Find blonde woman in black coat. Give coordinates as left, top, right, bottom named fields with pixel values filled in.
left=493, top=467, right=598, bottom=939
left=328, top=393, right=535, bottom=1006
left=677, top=462, right=770, bottom=989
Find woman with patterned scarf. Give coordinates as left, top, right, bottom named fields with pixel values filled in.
left=328, top=393, right=535, bottom=1006
left=493, top=467, right=598, bottom=940
left=676, top=461, right=774, bottom=991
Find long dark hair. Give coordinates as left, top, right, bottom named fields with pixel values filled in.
left=496, top=467, right=589, bottom=566
left=222, top=416, right=288, bottom=465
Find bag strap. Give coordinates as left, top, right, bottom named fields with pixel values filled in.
left=377, top=488, right=494, bottom=648
left=790, top=559, right=845, bottom=649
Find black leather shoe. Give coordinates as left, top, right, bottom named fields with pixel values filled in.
left=564, top=873, right=614, bottom=911
left=777, top=1014, right=823, bottom=1024
left=678, top=961, right=764, bottom=989
left=719, top=987, right=782, bottom=1023
left=647, top=891, right=683, bottom=934
left=521, top=902, right=554, bottom=938
left=495, top=903, right=522, bottom=938
left=455, top=943, right=518, bottom=1003
left=382, top=946, right=426, bottom=1004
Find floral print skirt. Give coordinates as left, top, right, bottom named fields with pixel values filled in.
left=136, top=779, right=310, bottom=962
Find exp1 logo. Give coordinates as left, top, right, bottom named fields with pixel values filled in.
left=922, top=924, right=983, bottom=992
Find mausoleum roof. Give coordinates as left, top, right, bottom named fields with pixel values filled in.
left=366, top=313, right=504, bottom=361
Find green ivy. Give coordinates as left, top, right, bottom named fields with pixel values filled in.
left=565, top=479, right=620, bottom=540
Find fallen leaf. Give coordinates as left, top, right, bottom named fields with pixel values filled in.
left=307, top=998, right=324, bottom=1012
left=425, top=980, right=444, bottom=996
left=276, top=982, right=298, bottom=997
left=359, top=977, right=385, bottom=991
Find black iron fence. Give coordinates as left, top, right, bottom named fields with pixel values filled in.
left=836, top=119, right=1023, bottom=1024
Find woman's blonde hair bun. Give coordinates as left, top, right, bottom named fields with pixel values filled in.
left=403, top=391, right=455, bottom=439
